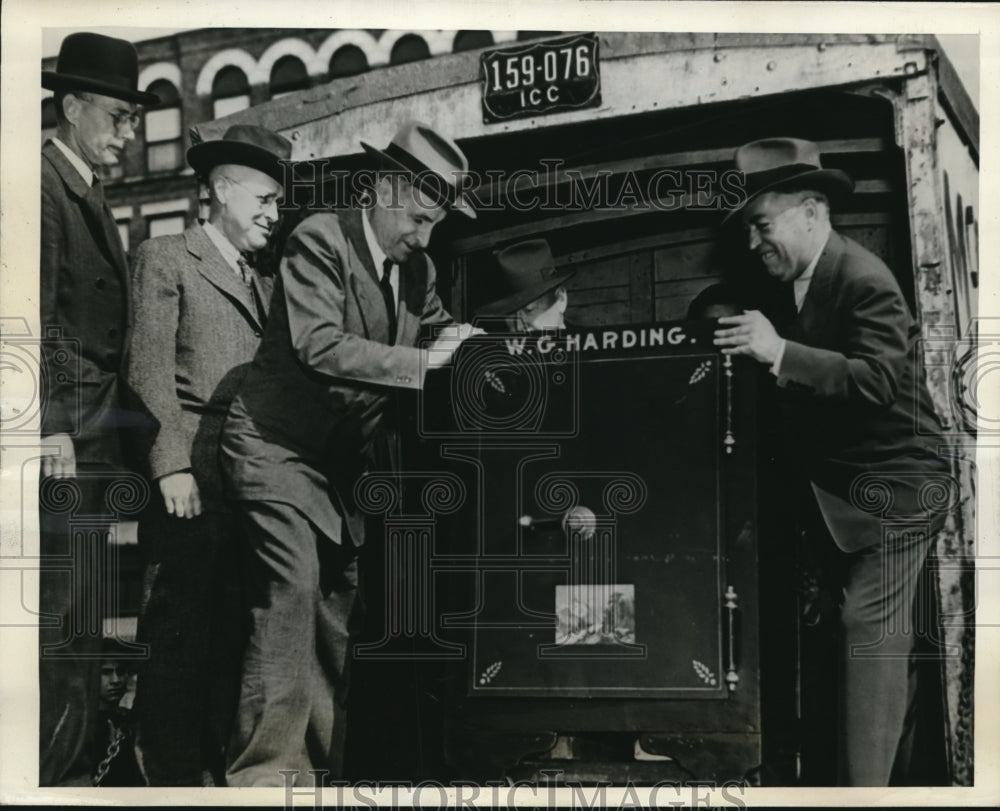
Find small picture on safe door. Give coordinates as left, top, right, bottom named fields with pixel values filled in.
left=555, top=584, right=636, bottom=645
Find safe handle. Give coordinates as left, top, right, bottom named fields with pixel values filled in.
left=724, top=585, right=740, bottom=692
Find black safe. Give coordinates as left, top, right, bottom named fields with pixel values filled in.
left=392, top=319, right=760, bottom=782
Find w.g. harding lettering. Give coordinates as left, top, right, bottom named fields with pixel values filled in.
left=503, top=324, right=695, bottom=358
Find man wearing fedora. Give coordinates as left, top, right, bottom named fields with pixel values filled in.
left=714, top=137, right=949, bottom=785
left=125, top=125, right=291, bottom=785
left=39, top=31, right=159, bottom=786
left=476, top=238, right=576, bottom=331
left=220, top=120, right=481, bottom=785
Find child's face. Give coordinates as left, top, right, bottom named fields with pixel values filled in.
left=99, top=661, right=128, bottom=707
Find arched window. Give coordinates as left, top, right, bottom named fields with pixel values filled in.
left=270, top=55, right=310, bottom=100
left=329, top=44, right=368, bottom=79
left=453, top=30, right=494, bottom=52
left=42, top=98, right=58, bottom=146
left=212, top=66, right=250, bottom=119
left=390, top=34, right=430, bottom=66
left=144, top=79, right=183, bottom=173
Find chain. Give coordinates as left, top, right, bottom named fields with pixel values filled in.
left=92, top=718, right=124, bottom=786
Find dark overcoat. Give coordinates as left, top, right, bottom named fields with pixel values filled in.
left=775, top=229, right=947, bottom=549
left=40, top=140, right=132, bottom=465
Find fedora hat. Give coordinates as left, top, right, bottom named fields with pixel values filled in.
left=477, top=239, right=575, bottom=316
left=42, top=32, right=159, bottom=106
left=187, top=125, right=294, bottom=185
left=361, top=121, right=476, bottom=219
left=723, top=137, right=854, bottom=223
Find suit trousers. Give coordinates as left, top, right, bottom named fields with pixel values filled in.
left=38, top=466, right=117, bottom=786
left=226, top=499, right=361, bottom=787
left=793, top=467, right=945, bottom=786
left=133, top=508, right=246, bottom=785
left=836, top=528, right=933, bottom=786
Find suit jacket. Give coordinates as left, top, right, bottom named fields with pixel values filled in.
left=40, top=140, right=132, bottom=466
left=221, top=207, right=454, bottom=544
left=126, top=223, right=273, bottom=510
left=774, top=230, right=947, bottom=549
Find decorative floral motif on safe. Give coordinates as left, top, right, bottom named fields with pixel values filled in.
left=688, top=360, right=712, bottom=385
left=483, top=368, right=507, bottom=394
left=479, top=661, right=502, bottom=685
left=692, top=659, right=718, bottom=686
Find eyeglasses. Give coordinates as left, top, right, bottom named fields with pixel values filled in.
left=223, top=176, right=283, bottom=209
left=75, top=95, right=142, bottom=133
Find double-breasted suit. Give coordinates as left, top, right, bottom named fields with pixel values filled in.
left=39, top=140, right=138, bottom=786
left=772, top=229, right=948, bottom=785
left=126, top=222, right=272, bottom=785
left=220, top=207, right=454, bottom=785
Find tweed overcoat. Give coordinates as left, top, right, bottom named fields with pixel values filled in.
left=221, top=206, right=454, bottom=545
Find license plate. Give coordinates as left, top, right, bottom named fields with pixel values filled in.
left=481, top=33, right=602, bottom=124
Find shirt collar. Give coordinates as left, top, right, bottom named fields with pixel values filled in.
left=362, top=207, right=389, bottom=273
left=797, top=229, right=830, bottom=284
left=50, top=137, right=96, bottom=186
left=202, top=220, right=244, bottom=273
left=792, top=231, right=830, bottom=311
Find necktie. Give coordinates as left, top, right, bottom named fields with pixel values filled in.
left=238, top=256, right=268, bottom=325
left=379, top=258, right=397, bottom=344
left=236, top=256, right=253, bottom=287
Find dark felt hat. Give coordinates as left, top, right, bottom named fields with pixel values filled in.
left=722, top=137, right=854, bottom=223
left=477, top=239, right=575, bottom=316
left=361, top=120, right=476, bottom=219
left=42, top=32, right=159, bottom=106
left=187, top=125, right=294, bottom=185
